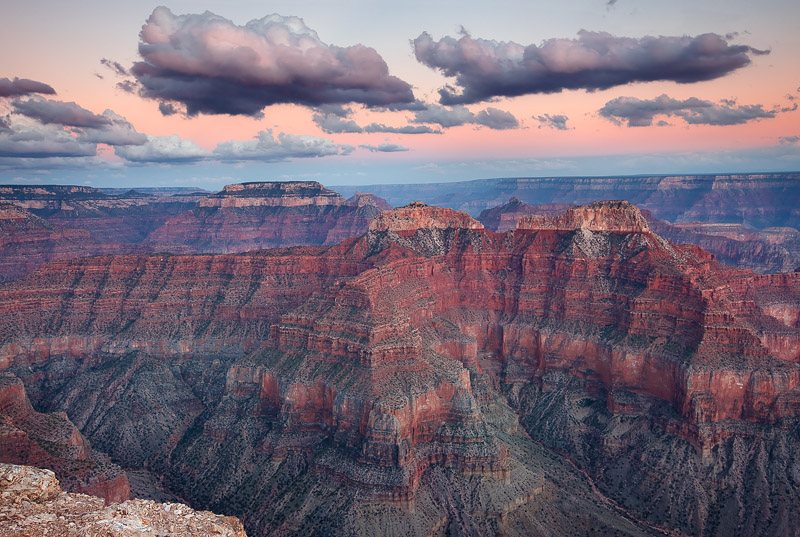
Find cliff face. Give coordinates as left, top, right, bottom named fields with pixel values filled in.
left=1, top=201, right=799, bottom=536
left=479, top=197, right=800, bottom=274
left=0, top=202, right=146, bottom=282
left=0, top=185, right=199, bottom=244
left=0, top=463, right=246, bottom=536
left=145, top=181, right=390, bottom=253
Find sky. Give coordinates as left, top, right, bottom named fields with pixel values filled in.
left=1, top=0, right=798, bottom=189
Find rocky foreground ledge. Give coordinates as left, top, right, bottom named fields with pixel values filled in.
left=0, top=463, right=246, bottom=537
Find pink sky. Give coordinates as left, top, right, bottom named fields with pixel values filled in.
left=1, top=0, right=798, bottom=187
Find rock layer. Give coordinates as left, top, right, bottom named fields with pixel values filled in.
left=0, top=200, right=799, bottom=536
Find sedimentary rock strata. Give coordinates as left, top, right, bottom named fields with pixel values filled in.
left=0, top=200, right=798, bottom=536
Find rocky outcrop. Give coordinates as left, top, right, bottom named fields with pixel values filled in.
left=516, top=200, right=650, bottom=233
left=1, top=200, right=799, bottom=536
left=0, top=374, right=130, bottom=504
left=0, top=463, right=246, bottom=536
left=145, top=181, right=391, bottom=253
left=478, top=197, right=573, bottom=232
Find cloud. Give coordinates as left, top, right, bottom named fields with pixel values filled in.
left=213, top=129, right=350, bottom=161
left=779, top=135, right=799, bottom=145
left=78, top=110, right=147, bottom=146
left=12, top=97, right=111, bottom=127
left=100, top=58, right=129, bottom=77
left=312, top=109, right=442, bottom=134
left=131, top=7, right=415, bottom=116
left=535, top=113, right=570, bottom=130
left=599, top=94, right=778, bottom=126
left=115, top=134, right=210, bottom=163
left=413, top=30, right=767, bottom=104
left=363, top=123, right=441, bottom=134
left=313, top=113, right=364, bottom=133
left=474, top=108, right=519, bottom=129
left=0, top=77, right=56, bottom=98
left=359, top=143, right=409, bottom=152
left=412, top=104, right=519, bottom=130
left=0, top=120, right=97, bottom=158
left=9, top=98, right=146, bottom=146
left=116, top=80, right=138, bottom=94
left=158, top=102, right=179, bottom=116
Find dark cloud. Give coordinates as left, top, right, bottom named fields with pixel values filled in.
left=535, top=113, right=570, bottom=130
left=213, top=129, right=350, bottom=161
left=116, top=80, right=138, bottom=94
left=413, top=30, right=767, bottom=105
left=363, top=123, right=441, bottom=134
left=313, top=113, right=364, bottom=133
left=781, top=103, right=798, bottom=113
left=474, top=108, right=519, bottom=129
left=359, top=143, right=409, bottom=152
left=12, top=97, right=111, bottom=127
left=132, top=7, right=415, bottom=116
left=158, top=102, right=179, bottom=116
left=779, top=135, right=800, bottom=145
left=0, top=77, right=55, bottom=98
left=315, top=104, right=352, bottom=117
left=0, top=116, right=10, bottom=131
left=599, top=94, right=778, bottom=126
left=100, top=58, right=129, bottom=77
left=411, top=104, right=519, bottom=130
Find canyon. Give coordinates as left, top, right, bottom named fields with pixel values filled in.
left=0, top=196, right=798, bottom=536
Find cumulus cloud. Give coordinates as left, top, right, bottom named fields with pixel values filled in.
left=12, top=97, right=111, bottom=127
left=359, top=143, right=409, bottom=152
left=412, top=104, right=519, bottom=130
left=535, top=113, right=570, bottom=130
left=0, top=77, right=55, bottom=98
left=413, top=30, right=767, bottom=104
left=78, top=110, right=147, bottom=146
left=213, top=129, right=350, bottom=161
left=115, top=134, right=210, bottom=163
left=131, top=7, right=415, bottom=116
left=0, top=120, right=97, bottom=158
left=599, top=94, right=778, bottom=126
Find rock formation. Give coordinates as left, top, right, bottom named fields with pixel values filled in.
left=0, top=463, right=246, bottom=536
left=0, top=202, right=146, bottom=282
left=479, top=197, right=800, bottom=273
left=145, top=181, right=391, bottom=253
left=0, top=185, right=200, bottom=244
left=0, top=200, right=798, bottom=536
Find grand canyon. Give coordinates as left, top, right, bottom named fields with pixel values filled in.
left=1, top=175, right=799, bottom=536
